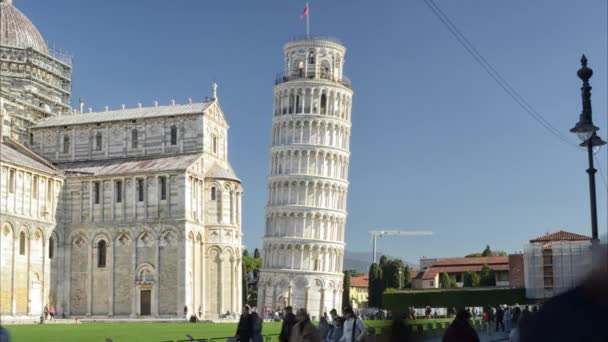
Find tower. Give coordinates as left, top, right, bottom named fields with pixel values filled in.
left=259, top=36, right=353, bottom=317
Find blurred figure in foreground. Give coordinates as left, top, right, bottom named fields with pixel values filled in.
left=387, top=314, right=413, bottom=342
left=279, top=306, right=296, bottom=342
left=519, top=244, right=608, bottom=341
left=251, top=309, right=263, bottom=342
left=291, top=308, right=321, bottom=342
left=235, top=305, right=253, bottom=342
left=443, top=309, right=480, bottom=342
left=328, top=309, right=344, bottom=342
left=0, top=326, right=9, bottom=342
left=340, top=307, right=365, bottom=342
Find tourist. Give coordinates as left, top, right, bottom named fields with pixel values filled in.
left=328, top=309, right=344, bottom=342
left=339, top=307, right=365, bottom=342
left=442, top=309, right=480, bottom=342
left=279, top=306, right=296, bottom=342
left=251, top=310, right=263, bottom=342
left=235, top=305, right=253, bottom=342
left=43, top=305, right=49, bottom=320
left=291, top=308, right=321, bottom=342
left=318, top=315, right=330, bottom=341
left=495, top=306, right=505, bottom=332
left=504, top=307, right=512, bottom=332
left=0, top=326, right=10, bottom=342
left=183, top=305, right=189, bottom=321
left=49, top=306, right=56, bottom=320
left=387, top=314, right=412, bottom=342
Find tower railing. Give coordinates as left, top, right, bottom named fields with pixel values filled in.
left=286, top=35, right=344, bottom=45
left=275, top=72, right=352, bottom=89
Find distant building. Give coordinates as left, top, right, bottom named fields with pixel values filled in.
left=412, top=256, right=524, bottom=289
left=349, top=275, right=368, bottom=309
left=523, top=230, right=592, bottom=299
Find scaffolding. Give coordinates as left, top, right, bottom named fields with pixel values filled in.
left=523, top=240, right=592, bottom=299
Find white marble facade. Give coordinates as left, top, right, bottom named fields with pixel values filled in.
left=258, top=37, right=353, bottom=318
left=0, top=0, right=243, bottom=319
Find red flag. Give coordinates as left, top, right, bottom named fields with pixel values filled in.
left=299, top=6, right=309, bottom=20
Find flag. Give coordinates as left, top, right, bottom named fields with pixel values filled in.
left=300, top=5, right=309, bottom=20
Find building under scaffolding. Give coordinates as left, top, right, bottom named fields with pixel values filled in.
left=523, top=231, right=593, bottom=300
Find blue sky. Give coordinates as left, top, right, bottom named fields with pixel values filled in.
left=19, top=0, right=607, bottom=263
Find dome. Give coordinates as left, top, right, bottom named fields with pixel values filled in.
left=0, top=0, right=48, bottom=53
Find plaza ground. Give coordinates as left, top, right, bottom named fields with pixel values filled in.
left=4, top=320, right=454, bottom=342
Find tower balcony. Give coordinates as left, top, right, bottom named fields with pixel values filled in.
left=275, top=72, right=352, bottom=89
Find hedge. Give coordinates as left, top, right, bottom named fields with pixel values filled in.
left=382, top=288, right=532, bottom=310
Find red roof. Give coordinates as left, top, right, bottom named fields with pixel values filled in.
left=530, top=230, right=592, bottom=243
left=431, top=256, right=508, bottom=267
left=350, top=275, right=369, bottom=288
left=419, top=257, right=510, bottom=280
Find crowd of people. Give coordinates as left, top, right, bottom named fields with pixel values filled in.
left=234, top=305, right=366, bottom=342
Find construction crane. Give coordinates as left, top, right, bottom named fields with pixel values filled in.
left=369, top=230, right=434, bottom=263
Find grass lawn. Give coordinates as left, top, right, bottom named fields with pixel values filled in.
left=5, top=319, right=454, bottom=342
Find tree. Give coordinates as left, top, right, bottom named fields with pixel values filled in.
left=481, top=245, right=492, bottom=257
left=383, top=260, right=402, bottom=289
left=465, top=253, right=483, bottom=258
left=379, top=255, right=389, bottom=267
left=463, top=271, right=480, bottom=287
left=243, top=249, right=249, bottom=257
left=439, top=272, right=457, bottom=289
left=342, top=271, right=351, bottom=307
left=368, top=263, right=383, bottom=308
left=242, top=262, right=248, bottom=305
left=479, top=265, right=496, bottom=286
left=402, top=266, right=412, bottom=289
left=253, top=248, right=261, bottom=259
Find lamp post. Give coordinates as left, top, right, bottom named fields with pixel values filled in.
left=570, top=55, right=606, bottom=243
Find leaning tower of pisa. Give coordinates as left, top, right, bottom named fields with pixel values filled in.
left=258, top=36, right=353, bottom=318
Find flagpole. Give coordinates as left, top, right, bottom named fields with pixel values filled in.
left=306, top=2, right=310, bottom=38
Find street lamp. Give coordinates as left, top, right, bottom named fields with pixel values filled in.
left=570, top=55, right=606, bottom=242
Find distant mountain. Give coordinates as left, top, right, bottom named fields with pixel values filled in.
left=343, top=250, right=417, bottom=274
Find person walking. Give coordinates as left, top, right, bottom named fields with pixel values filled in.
left=339, top=307, right=365, bottom=342
left=235, top=305, right=253, bottom=342
left=328, top=309, right=344, bottom=342
left=504, top=307, right=512, bottom=333
left=251, top=310, right=263, bottom=342
left=279, top=306, right=296, bottom=342
left=290, top=308, right=321, bottom=342
left=0, top=325, right=10, bottom=342
left=495, top=306, right=505, bottom=332
left=49, top=306, right=56, bottom=320
left=318, top=315, right=330, bottom=341
left=443, top=309, right=480, bottom=342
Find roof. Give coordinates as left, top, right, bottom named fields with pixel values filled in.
left=33, top=102, right=213, bottom=128
left=205, top=162, right=240, bottom=182
left=530, top=230, right=592, bottom=243
left=350, top=275, right=368, bottom=288
left=420, top=264, right=510, bottom=280
left=55, top=153, right=201, bottom=177
left=418, top=256, right=510, bottom=281
left=430, top=256, right=509, bottom=267
left=0, top=1, right=48, bottom=53
left=1, top=138, right=60, bottom=175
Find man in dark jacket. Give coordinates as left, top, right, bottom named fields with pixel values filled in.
left=443, top=309, right=480, bottom=342
left=236, top=305, right=253, bottom=342
left=495, top=307, right=505, bottom=332
left=279, top=306, right=296, bottom=342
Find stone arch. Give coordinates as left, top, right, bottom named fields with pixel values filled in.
left=135, top=263, right=155, bottom=282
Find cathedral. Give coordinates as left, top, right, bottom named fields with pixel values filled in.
left=0, top=0, right=243, bottom=319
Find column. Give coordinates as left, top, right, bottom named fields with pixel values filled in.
left=154, top=237, right=160, bottom=317
left=109, top=241, right=114, bottom=316
left=319, top=288, right=325, bottom=318
left=130, top=240, right=137, bottom=317
left=219, top=257, right=224, bottom=313
left=230, top=257, right=236, bottom=314
left=304, top=287, right=310, bottom=311
left=63, top=240, right=71, bottom=315
left=87, top=240, right=93, bottom=316
left=11, top=234, right=16, bottom=315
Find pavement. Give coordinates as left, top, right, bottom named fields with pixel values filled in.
left=416, top=331, right=510, bottom=342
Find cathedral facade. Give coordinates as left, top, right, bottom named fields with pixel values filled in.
left=0, top=0, right=242, bottom=319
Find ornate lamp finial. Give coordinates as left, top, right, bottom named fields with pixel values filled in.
left=578, top=54, right=593, bottom=81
